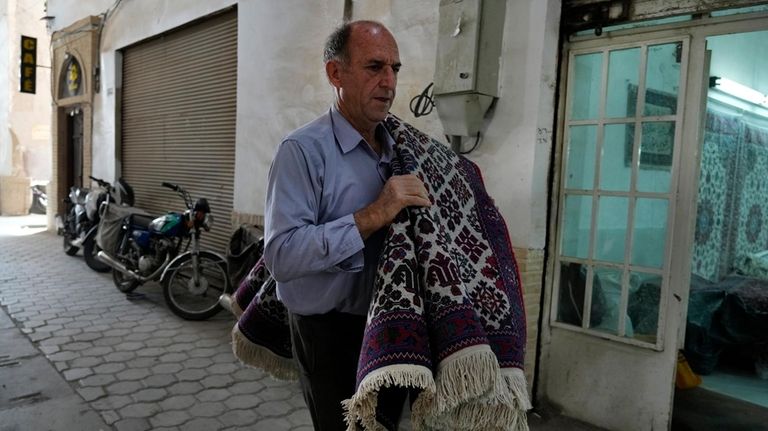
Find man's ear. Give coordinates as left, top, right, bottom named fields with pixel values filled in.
left=325, top=60, right=342, bottom=89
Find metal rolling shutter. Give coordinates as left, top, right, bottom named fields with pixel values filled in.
left=122, top=9, right=236, bottom=253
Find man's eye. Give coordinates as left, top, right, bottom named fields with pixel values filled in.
left=367, top=64, right=383, bottom=71
left=392, top=66, right=401, bottom=74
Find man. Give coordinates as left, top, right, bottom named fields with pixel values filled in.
left=263, top=21, right=431, bottom=430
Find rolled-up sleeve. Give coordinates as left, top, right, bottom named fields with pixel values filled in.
left=264, top=139, right=364, bottom=282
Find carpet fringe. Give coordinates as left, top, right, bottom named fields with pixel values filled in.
left=341, top=350, right=531, bottom=430
left=427, top=399, right=530, bottom=431
left=433, top=346, right=499, bottom=412
left=342, top=364, right=436, bottom=431
left=231, top=324, right=298, bottom=381
left=416, top=347, right=530, bottom=431
left=503, top=368, right=532, bottom=412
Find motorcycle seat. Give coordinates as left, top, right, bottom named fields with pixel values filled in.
left=128, top=213, right=156, bottom=230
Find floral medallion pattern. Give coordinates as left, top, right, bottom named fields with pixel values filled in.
left=736, top=132, right=768, bottom=254
left=693, top=106, right=768, bottom=282
left=692, top=111, right=739, bottom=281
left=695, top=200, right=714, bottom=245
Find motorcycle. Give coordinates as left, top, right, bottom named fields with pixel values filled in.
left=56, top=176, right=135, bottom=272
left=29, top=183, right=48, bottom=214
left=96, top=182, right=231, bottom=320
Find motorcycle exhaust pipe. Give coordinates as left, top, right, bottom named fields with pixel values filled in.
left=96, top=251, right=172, bottom=283
left=96, top=251, right=142, bottom=281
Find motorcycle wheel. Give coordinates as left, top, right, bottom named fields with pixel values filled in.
left=83, top=230, right=111, bottom=273
left=63, top=234, right=78, bottom=256
left=112, top=230, right=140, bottom=293
left=163, top=252, right=230, bottom=321
left=62, top=209, right=79, bottom=256
left=113, top=270, right=140, bottom=293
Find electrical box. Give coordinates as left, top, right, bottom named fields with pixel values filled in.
left=433, top=0, right=506, bottom=137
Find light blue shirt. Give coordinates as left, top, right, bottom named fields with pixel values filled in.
left=263, top=106, right=394, bottom=316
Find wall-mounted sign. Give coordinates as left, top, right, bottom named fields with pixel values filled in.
left=66, top=59, right=81, bottom=95
left=59, top=56, right=83, bottom=99
left=20, top=36, right=37, bottom=94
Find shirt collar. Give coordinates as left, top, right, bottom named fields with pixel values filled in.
left=330, top=106, right=394, bottom=161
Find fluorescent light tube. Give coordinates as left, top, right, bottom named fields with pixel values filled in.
left=713, top=77, right=768, bottom=107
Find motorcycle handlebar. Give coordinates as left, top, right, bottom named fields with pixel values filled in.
left=89, top=175, right=111, bottom=188
left=162, top=182, right=194, bottom=209
left=161, top=182, right=179, bottom=191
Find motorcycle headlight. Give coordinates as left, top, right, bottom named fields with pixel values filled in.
left=203, top=213, right=214, bottom=231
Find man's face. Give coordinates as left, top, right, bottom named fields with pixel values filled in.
left=330, top=25, right=401, bottom=132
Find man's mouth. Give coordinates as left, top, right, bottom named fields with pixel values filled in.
left=374, top=96, right=391, bottom=104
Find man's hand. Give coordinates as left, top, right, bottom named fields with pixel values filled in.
left=354, top=174, right=431, bottom=239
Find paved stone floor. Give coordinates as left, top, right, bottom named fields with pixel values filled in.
left=0, top=216, right=605, bottom=431
left=0, top=220, right=311, bottom=431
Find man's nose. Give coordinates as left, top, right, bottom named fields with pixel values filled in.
left=379, top=67, right=397, bottom=89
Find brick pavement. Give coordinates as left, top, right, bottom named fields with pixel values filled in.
left=0, top=226, right=312, bottom=431
left=0, top=217, right=604, bottom=431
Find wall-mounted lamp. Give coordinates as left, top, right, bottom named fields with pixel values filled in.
left=709, top=76, right=768, bottom=108
left=40, top=15, right=55, bottom=30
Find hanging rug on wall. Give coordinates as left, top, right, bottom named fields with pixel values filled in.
left=229, top=115, right=531, bottom=431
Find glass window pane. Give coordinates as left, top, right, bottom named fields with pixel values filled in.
left=557, top=262, right=588, bottom=326
left=571, top=53, right=602, bottom=120
left=566, top=126, right=597, bottom=190
left=561, top=195, right=592, bottom=259
left=574, top=16, right=692, bottom=36
left=589, top=266, right=623, bottom=335
left=637, top=121, right=675, bottom=192
left=632, top=198, right=669, bottom=269
left=595, top=197, right=629, bottom=263
left=606, top=48, right=640, bottom=118
left=627, top=272, right=661, bottom=344
left=600, top=124, right=634, bottom=191
left=644, top=43, right=681, bottom=116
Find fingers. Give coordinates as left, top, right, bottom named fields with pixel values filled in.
left=386, top=174, right=431, bottom=208
left=356, top=174, right=431, bottom=237
left=407, top=192, right=432, bottom=207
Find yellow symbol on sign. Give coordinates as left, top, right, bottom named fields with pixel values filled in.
left=22, top=38, right=36, bottom=50
left=67, top=61, right=80, bottom=94
left=22, top=80, right=34, bottom=92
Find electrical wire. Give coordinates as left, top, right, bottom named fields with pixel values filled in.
left=410, top=82, right=435, bottom=118
left=94, top=0, right=125, bottom=93
left=459, top=131, right=482, bottom=155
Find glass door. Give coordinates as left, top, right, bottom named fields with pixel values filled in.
left=555, top=40, right=685, bottom=347
left=542, top=36, right=690, bottom=431
left=674, top=29, right=768, bottom=429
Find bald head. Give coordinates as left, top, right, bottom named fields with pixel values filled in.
left=323, top=20, right=392, bottom=64
left=323, top=20, right=400, bottom=141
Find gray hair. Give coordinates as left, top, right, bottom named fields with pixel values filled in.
left=323, top=20, right=386, bottom=64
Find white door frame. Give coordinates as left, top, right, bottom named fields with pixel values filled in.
left=538, top=10, right=768, bottom=431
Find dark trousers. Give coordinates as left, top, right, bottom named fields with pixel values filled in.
left=289, top=311, right=407, bottom=431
